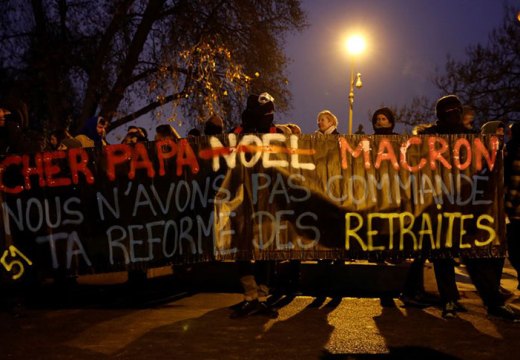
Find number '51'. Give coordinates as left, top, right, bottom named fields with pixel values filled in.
left=1, top=246, right=33, bottom=280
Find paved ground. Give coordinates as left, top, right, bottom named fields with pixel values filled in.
left=1, top=261, right=520, bottom=359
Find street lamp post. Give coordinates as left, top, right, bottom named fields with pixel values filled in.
left=346, top=35, right=366, bottom=135
left=348, top=69, right=362, bottom=135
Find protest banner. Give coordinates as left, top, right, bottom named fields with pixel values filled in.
left=0, top=134, right=505, bottom=281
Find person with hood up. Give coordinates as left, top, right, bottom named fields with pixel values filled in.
left=229, top=92, right=279, bottom=319
left=155, top=124, right=181, bottom=141
left=232, top=92, right=279, bottom=135
left=204, top=114, right=225, bottom=136
left=75, top=115, right=108, bottom=148
left=371, top=107, right=397, bottom=135
left=371, top=107, right=438, bottom=308
left=481, top=120, right=505, bottom=136
left=418, top=95, right=519, bottom=321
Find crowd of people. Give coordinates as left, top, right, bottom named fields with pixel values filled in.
left=1, top=92, right=520, bottom=323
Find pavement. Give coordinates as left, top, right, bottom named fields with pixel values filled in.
left=1, top=261, right=520, bottom=359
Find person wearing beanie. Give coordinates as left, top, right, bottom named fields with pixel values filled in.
left=315, top=110, right=339, bottom=136
left=417, top=94, right=519, bottom=321
left=371, top=107, right=397, bottom=135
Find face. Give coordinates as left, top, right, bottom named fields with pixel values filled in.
left=50, top=135, right=58, bottom=147
left=0, top=108, right=11, bottom=127
left=496, top=127, right=505, bottom=136
left=440, top=106, right=463, bottom=127
left=318, top=114, right=335, bottom=132
left=374, top=114, right=392, bottom=128
left=462, top=114, right=474, bottom=129
left=97, top=123, right=107, bottom=136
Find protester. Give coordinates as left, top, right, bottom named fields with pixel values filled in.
left=370, top=109, right=439, bottom=308
left=286, top=123, right=302, bottom=135
left=154, top=124, right=181, bottom=141
left=419, top=95, right=519, bottom=321
left=315, top=110, right=339, bottom=136
left=75, top=115, right=108, bottom=147
left=354, top=124, right=365, bottom=134
left=274, top=124, right=292, bottom=135
left=203, top=115, right=225, bottom=136
left=481, top=120, right=505, bottom=136
left=229, top=92, right=279, bottom=319
left=505, top=122, right=520, bottom=288
left=462, top=106, right=476, bottom=131
left=309, top=110, right=344, bottom=307
left=48, top=129, right=82, bottom=150
left=187, top=128, right=201, bottom=137
left=371, top=107, right=397, bottom=135
left=122, top=126, right=148, bottom=145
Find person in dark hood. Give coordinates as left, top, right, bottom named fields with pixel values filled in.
left=155, top=124, right=181, bottom=141
left=481, top=120, right=505, bottom=136
left=233, top=93, right=278, bottom=134
left=230, top=92, right=279, bottom=319
left=420, top=95, right=476, bottom=135
left=418, top=95, right=519, bottom=321
left=372, top=107, right=397, bottom=135
left=204, top=114, right=225, bottom=136
left=75, top=115, right=108, bottom=148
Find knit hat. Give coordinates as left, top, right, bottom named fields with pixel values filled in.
left=241, top=92, right=275, bottom=133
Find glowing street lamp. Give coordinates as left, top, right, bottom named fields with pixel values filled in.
left=345, top=35, right=366, bottom=135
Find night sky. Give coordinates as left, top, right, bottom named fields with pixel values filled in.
left=280, top=0, right=509, bottom=134
left=107, top=0, right=511, bottom=141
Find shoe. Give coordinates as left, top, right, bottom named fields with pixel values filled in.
left=257, top=302, right=279, bottom=318
left=400, top=294, right=434, bottom=308
left=488, top=305, right=520, bottom=322
left=453, top=301, right=467, bottom=313
left=229, top=299, right=261, bottom=319
left=442, top=302, right=458, bottom=319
